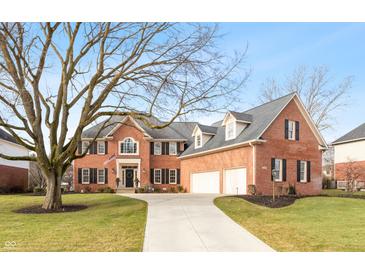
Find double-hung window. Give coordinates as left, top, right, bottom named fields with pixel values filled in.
left=154, top=142, right=162, bottom=155
left=274, top=159, right=283, bottom=182
left=82, top=168, right=90, bottom=184
left=169, top=169, right=177, bottom=184
left=97, top=169, right=105, bottom=184
left=288, top=120, right=296, bottom=140
left=82, top=141, right=90, bottom=154
left=300, top=161, right=307, bottom=182
left=226, top=122, right=235, bottom=140
left=169, top=142, right=177, bottom=155
left=120, top=138, right=138, bottom=154
left=97, top=141, right=105, bottom=154
left=154, top=169, right=161, bottom=184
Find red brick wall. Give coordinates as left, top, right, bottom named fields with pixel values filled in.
left=335, top=161, right=365, bottom=182
left=73, top=118, right=183, bottom=192
left=255, top=99, right=323, bottom=195
left=0, top=165, right=28, bottom=192
left=180, top=146, right=253, bottom=193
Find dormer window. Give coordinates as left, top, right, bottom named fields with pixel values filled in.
left=195, top=134, right=202, bottom=148
left=226, top=122, right=235, bottom=140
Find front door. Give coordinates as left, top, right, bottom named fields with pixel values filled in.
left=125, top=169, right=134, bottom=187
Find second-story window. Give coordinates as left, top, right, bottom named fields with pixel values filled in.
left=288, top=120, right=296, bottom=140
left=120, top=138, right=138, bottom=154
left=82, top=141, right=90, bottom=154
left=97, top=141, right=105, bottom=154
left=195, top=134, right=202, bottom=148
left=169, top=142, right=177, bottom=155
left=154, top=142, right=162, bottom=155
left=226, top=122, right=235, bottom=140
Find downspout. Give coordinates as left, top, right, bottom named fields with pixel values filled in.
left=249, top=142, right=256, bottom=186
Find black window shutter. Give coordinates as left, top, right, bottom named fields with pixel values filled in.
left=177, top=142, right=181, bottom=154
left=92, top=168, right=97, bottom=183
left=94, top=142, right=98, bottom=154
left=77, top=142, right=82, bottom=155
left=105, top=141, right=108, bottom=154
left=177, top=169, right=181, bottom=184
left=284, top=119, right=289, bottom=139
left=161, top=168, right=166, bottom=184
left=166, top=143, right=170, bottom=155
left=297, top=160, right=301, bottom=182
left=150, top=142, right=154, bottom=155
left=307, top=161, right=311, bottom=182
left=295, top=121, right=300, bottom=141
left=150, top=168, right=154, bottom=184
left=89, top=168, right=93, bottom=183
left=282, top=159, right=287, bottom=181
left=271, top=158, right=275, bottom=181
left=78, top=168, right=82, bottom=183
left=162, top=142, right=166, bottom=155
left=166, top=169, right=170, bottom=184
left=105, top=168, right=108, bottom=184
left=89, top=142, right=94, bottom=154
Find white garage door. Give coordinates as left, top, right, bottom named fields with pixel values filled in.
left=191, top=171, right=220, bottom=194
left=224, top=168, right=247, bottom=195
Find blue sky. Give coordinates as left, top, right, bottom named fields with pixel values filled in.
left=199, top=23, right=365, bottom=142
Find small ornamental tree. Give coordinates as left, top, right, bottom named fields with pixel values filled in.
left=344, top=159, right=364, bottom=192
left=0, top=23, right=249, bottom=210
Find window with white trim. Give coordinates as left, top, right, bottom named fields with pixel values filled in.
left=82, top=141, right=90, bottom=154
left=288, top=120, right=296, bottom=140
left=82, top=168, right=90, bottom=184
left=169, top=169, right=176, bottom=184
left=226, top=122, right=235, bottom=140
left=195, top=134, right=202, bottom=148
left=300, top=161, right=307, bottom=182
left=154, top=169, right=161, bottom=184
left=169, top=142, right=177, bottom=155
left=274, top=159, right=283, bottom=182
left=97, top=141, right=105, bottom=154
left=97, top=169, right=105, bottom=184
left=120, top=138, right=138, bottom=154
left=154, top=142, right=162, bottom=155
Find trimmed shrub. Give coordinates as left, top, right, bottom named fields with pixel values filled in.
left=169, top=187, right=177, bottom=193
left=288, top=185, right=296, bottom=195
left=33, top=186, right=45, bottom=194
left=247, top=184, right=256, bottom=195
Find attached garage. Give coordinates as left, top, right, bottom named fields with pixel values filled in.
left=191, top=171, right=220, bottom=193
left=224, top=168, right=247, bottom=195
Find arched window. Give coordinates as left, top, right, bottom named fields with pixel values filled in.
left=120, top=138, right=138, bottom=154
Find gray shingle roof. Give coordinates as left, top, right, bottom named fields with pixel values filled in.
left=82, top=115, right=197, bottom=143
left=197, top=124, right=218, bottom=135
left=180, top=93, right=296, bottom=157
left=0, top=128, right=17, bottom=144
left=333, top=123, right=365, bottom=145
left=229, top=111, right=253, bottom=123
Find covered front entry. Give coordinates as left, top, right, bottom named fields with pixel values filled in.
left=116, top=159, right=141, bottom=189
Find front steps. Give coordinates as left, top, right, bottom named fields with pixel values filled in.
left=116, top=187, right=135, bottom=194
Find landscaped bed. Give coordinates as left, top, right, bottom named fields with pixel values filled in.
left=235, top=195, right=297, bottom=208
left=0, top=194, right=147, bottom=251
left=215, top=195, right=365, bottom=251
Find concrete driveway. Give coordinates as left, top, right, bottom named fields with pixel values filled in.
left=120, top=193, right=274, bottom=252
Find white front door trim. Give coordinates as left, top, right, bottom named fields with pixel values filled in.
left=116, top=158, right=141, bottom=187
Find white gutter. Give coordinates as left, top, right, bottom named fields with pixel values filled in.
left=179, top=139, right=265, bottom=159
left=332, top=137, right=365, bottom=146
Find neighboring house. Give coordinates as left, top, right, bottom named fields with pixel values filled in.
left=0, top=129, right=29, bottom=192
left=74, top=93, right=327, bottom=195
left=332, top=122, right=365, bottom=189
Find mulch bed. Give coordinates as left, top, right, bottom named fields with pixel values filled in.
left=236, top=195, right=298, bottom=208
left=14, top=204, right=88, bottom=214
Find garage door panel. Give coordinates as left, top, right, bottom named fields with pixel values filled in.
left=224, top=168, right=247, bottom=195
left=191, top=171, right=220, bottom=194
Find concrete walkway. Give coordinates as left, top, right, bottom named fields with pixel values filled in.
left=119, top=193, right=274, bottom=252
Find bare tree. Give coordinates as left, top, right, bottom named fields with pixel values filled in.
left=259, top=66, right=353, bottom=131
left=344, top=159, right=364, bottom=192
left=0, top=23, right=249, bottom=210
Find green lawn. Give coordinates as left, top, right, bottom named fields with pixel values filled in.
left=215, top=196, right=365, bottom=251
left=0, top=194, right=147, bottom=252
left=322, top=189, right=365, bottom=197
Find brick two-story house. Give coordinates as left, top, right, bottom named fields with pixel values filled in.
left=74, top=93, right=327, bottom=195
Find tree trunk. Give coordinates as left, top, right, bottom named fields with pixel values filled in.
left=42, top=170, right=63, bottom=210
